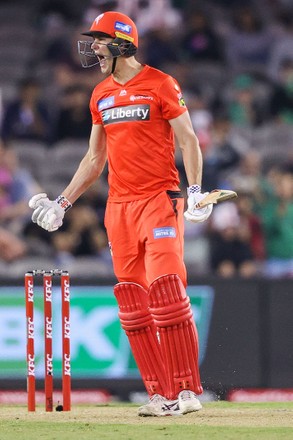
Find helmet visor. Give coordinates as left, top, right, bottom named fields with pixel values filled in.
left=77, top=40, right=100, bottom=68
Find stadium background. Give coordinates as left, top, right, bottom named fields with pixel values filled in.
left=0, top=0, right=292, bottom=404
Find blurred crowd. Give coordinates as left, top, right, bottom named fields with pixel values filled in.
left=0, top=0, right=293, bottom=278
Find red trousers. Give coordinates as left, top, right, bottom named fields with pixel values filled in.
left=104, top=190, right=187, bottom=289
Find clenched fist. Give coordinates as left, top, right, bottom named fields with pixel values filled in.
left=29, top=193, right=71, bottom=232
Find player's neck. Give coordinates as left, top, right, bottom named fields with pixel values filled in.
left=112, top=57, right=143, bottom=85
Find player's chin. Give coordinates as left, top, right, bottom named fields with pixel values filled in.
left=100, top=63, right=111, bottom=75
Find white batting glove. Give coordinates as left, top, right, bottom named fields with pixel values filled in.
left=29, top=194, right=72, bottom=232
left=184, top=184, right=213, bottom=223
left=29, top=192, right=49, bottom=209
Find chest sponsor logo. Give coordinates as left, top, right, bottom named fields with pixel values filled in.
left=102, top=104, right=150, bottom=124
left=153, top=227, right=176, bottom=239
left=130, top=95, right=154, bottom=101
left=98, top=96, right=115, bottom=111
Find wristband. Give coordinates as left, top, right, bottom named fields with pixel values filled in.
left=187, top=184, right=201, bottom=196
left=56, top=195, right=72, bottom=212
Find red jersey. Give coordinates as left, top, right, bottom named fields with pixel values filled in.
left=90, top=65, right=187, bottom=201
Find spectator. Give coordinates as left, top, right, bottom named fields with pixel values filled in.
left=134, top=0, right=182, bottom=34
left=38, top=24, right=101, bottom=111
left=267, top=13, right=293, bottom=81
left=0, top=140, right=37, bottom=262
left=225, top=74, right=267, bottom=127
left=0, top=140, right=39, bottom=234
left=224, top=6, right=274, bottom=73
left=79, top=178, right=109, bottom=225
left=209, top=202, right=258, bottom=278
left=1, top=78, right=53, bottom=145
left=236, top=190, right=266, bottom=262
left=142, top=29, right=180, bottom=69
left=51, top=200, right=109, bottom=265
left=202, top=116, right=243, bottom=191
left=54, top=84, right=92, bottom=141
left=83, top=0, right=182, bottom=35
left=37, top=0, right=80, bottom=26
left=180, top=10, right=224, bottom=63
left=269, top=58, right=293, bottom=124
left=227, top=151, right=269, bottom=206
left=257, top=169, right=293, bottom=277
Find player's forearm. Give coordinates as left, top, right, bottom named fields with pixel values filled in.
left=180, top=135, right=203, bottom=187
left=62, top=151, right=107, bottom=204
left=169, top=112, right=203, bottom=187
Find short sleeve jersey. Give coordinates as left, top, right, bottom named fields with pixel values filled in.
left=90, top=65, right=187, bottom=201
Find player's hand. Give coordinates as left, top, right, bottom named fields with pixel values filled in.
left=29, top=194, right=72, bottom=232
left=184, top=184, right=213, bottom=223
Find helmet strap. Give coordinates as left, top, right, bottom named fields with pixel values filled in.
left=111, top=57, right=117, bottom=74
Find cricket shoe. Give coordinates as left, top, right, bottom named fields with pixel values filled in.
left=138, top=394, right=182, bottom=417
left=178, top=390, right=202, bottom=414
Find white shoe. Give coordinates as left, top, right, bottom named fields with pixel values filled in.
left=138, top=394, right=182, bottom=417
left=178, top=390, right=202, bottom=414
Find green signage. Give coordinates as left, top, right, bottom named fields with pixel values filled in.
left=0, top=285, right=214, bottom=378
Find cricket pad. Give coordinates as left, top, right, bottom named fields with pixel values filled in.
left=114, top=282, right=167, bottom=396
left=148, top=274, right=203, bottom=399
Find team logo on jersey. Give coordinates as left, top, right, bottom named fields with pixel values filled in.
left=98, top=96, right=115, bottom=111
left=177, top=93, right=186, bottom=107
left=102, top=104, right=150, bottom=125
left=119, top=89, right=127, bottom=96
left=153, top=227, right=176, bottom=239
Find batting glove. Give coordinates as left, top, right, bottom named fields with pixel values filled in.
left=184, top=184, right=213, bottom=223
left=29, top=193, right=72, bottom=232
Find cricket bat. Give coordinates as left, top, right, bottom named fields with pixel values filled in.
left=195, top=189, right=238, bottom=209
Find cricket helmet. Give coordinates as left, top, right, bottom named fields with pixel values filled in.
left=81, top=11, right=138, bottom=59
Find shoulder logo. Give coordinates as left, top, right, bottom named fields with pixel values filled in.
left=177, top=93, right=186, bottom=107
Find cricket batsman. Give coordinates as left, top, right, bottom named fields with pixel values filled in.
left=29, top=11, right=213, bottom=416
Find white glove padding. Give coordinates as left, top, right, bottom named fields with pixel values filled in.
left=29, top=194, right=72, bottom=232
left=29, top=194, right=53, bottom=223
left=184, top=185, right=213, bottom=223
left=29, top=193, right=49, bottom=210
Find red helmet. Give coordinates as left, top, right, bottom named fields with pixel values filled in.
left=82, top=11, right=138, bottom=48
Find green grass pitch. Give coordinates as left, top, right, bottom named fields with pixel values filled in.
left=1, top=402, right=293, bottom=440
